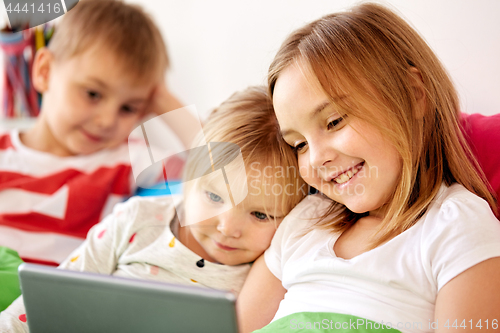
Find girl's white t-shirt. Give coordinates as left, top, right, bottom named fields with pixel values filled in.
left=265, top=184, right=500, bottom=333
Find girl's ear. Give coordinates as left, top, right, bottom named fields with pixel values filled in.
left=32, top=47, right=54, bottom=93
left=409, top=67, right=427, bottom=119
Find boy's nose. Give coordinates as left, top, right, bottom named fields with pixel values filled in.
left=216, top=211, right=243, bottom=238
left=94, top=107, right=118, bottom=129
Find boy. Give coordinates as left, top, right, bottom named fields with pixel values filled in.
left=0, top=0, right=192, bottom=266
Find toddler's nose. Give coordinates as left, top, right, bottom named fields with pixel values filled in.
left=216, top=211, right=243, bottom=238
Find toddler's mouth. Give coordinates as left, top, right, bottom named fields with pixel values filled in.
left=214, top=241, right=238, bottom=251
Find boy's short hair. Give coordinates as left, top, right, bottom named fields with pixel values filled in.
left=48, top=0, right=168, bottom=81
left=183, top=86, right=307, bottom=216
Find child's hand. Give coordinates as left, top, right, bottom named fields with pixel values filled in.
left=146, top=82, right=184, bottom=116
left=145, top=82, right=199, bottom=150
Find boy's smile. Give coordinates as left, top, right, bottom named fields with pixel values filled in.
left=23, top=45, right=156, bottom=156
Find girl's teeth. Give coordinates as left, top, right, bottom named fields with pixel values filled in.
left=336, top=173, right=350, bottom=184
left=333, top=164, right=362, bottom=184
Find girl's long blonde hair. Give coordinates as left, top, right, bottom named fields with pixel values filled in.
left=268, top=3, right=497, bottom=248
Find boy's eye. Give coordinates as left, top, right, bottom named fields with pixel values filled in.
left=87, top=90, right=101, bottom=101
left=252, top=211, right=269, bottom=221
left=206, top=191, right=224, bottom=203
left=327, top=115, right=348, bottom=130
left=120, top=105, right=138, bottom=114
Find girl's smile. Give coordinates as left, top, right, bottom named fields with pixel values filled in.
left=328, top=162, right=364, bottom=185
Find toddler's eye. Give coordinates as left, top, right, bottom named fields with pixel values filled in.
left=252, top=211, right=269, bottom=221
left=87, top=90, right=101, bottom=101
left=206, top=191, right=224, bottom=203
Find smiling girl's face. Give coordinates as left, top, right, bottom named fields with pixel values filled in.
left=182, top=166, right=286, bottom=266
left=272, top=61, right=402, bottom=218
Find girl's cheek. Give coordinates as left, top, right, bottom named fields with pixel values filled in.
left=298, top=157, right=310, bottom=176
left=298, top=163, right=316, bottom=185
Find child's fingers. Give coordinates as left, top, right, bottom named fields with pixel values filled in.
left=146, top=83, right=182, bottom=116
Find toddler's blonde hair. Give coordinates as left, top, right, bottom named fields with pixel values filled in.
left=183, top=86, right=308, bottom=218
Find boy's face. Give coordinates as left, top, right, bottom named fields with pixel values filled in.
left=34, top=45, right=156, bottom=156
left=183, top=168, right=286, bottom=266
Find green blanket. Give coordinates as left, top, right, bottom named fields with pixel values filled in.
left=0, top=246, right=23, bottom=311
left=255, top=312, right=402, bottom=332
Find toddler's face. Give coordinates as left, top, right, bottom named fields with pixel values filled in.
left=36, top=45, right=155, bottom=156
left=183, top=169, right=286, bottom=266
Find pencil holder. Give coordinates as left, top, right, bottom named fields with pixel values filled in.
left=0, top=28, right=39, bottom=118
left=0, top=23, right=56, bottom=120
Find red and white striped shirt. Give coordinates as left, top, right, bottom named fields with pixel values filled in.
left=0, top=129, right=181, bottom=266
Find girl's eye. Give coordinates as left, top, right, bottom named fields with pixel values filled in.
left=252, top=211, right=269, bottom=221
left=206, top=191, right=224, bottom=203
left=292, top=141, right=307, bottom=153
left=87, top=90, right=101, bottom=101
left=327, top=115, right=347, bottom=130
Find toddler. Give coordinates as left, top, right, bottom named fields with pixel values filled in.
left=0, top=86, right=307, bottom=332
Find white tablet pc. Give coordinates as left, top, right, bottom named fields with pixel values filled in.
left=18, top=263, right=239, bottom=333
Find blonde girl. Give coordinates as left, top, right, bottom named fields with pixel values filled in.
left=238, top=4, right=500, bottom=333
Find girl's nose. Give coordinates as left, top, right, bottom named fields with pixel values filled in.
left=309, top=139, right=337, bottom=169
left=216, top=211, right=243, bottom=238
